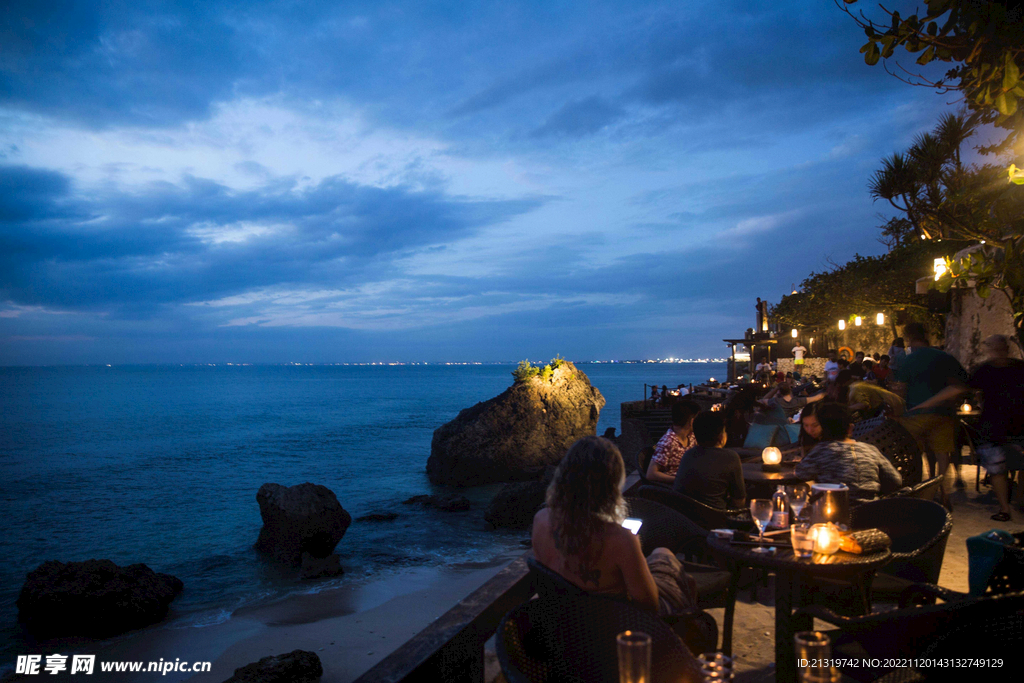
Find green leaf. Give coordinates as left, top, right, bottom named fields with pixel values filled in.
left=865, top=43, right=881, bottom=66
left=995, top=92, right=1017, bottom=116
left=977, top=285, right=992, bottom=298
left=1004, top=60, right=1020, bottom=90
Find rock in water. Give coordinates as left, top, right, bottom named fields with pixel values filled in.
left=300, top=552, right=343, bottom=580
left=17, top=559, right=183, bottom=638
left=224, top=650, right=323, bottom=682
left=427, top=361, right=605, bottom=486
left=484, top=480, right=550, bottom=529
left=255, top=483, right=352, bottom=565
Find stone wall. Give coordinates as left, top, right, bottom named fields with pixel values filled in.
left=944, top=287, right=1022, bottom=370
left=777, top=357, right=827, bottom=378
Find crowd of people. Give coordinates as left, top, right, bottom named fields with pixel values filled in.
left=648, top=324, right=1023, bottom=521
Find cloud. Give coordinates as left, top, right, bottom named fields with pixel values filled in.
left=531, top=96, right=625, bottom=138
left=0, top=164, right=544, bottom=312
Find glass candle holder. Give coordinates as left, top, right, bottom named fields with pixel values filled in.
left=811, top=523, right=840, bottom=555
left=697, top=651, right=734, bottom=681
left=616, top=630, right=651, bottom=683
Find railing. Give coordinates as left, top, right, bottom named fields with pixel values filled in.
left=352, top=474, right=641, bottom=682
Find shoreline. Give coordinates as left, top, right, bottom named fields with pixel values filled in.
left=4, top=551, right=524, bottom=683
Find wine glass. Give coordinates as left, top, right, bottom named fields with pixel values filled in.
left=787, top=483, right=809, bottom=523
left=750, top=499, right=773, bottom=553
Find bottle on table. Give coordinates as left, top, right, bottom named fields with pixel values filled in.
left=771, top=485, right=789, bottom=529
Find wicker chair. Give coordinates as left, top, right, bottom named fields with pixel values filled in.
left=901, top=531, right=1024, bottom=605
left=634, top=485, right=751, bottom=532
left=794, top=591, right=1024, bottom=682
left=851, top=498, right=952, bottom=585
left=856, top=418, right=923, bottom=487
left=496, top=595, right=703, bottom=683
left=623, top=495, right=710, bottom=560
left=636, top=446, right=658, bottom=485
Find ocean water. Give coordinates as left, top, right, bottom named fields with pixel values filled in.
left=0, top=362, right=724, bottom=657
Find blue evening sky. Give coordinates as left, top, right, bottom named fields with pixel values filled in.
left=0, top=1, right=964, bottom=364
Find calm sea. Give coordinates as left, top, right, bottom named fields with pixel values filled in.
left=0, top=362, right=724, bottom=656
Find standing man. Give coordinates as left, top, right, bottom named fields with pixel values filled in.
left=824, top=350, right=839, bottom=382
left=969, top=335, right=1024, bottom=522
left=647, top=400, right=701, bottom=484
left=792, top=340, right=807, bottom=376
left=894, top=322, right=969, bottom=508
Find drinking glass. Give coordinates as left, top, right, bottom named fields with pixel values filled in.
left=787, top=483, right=809, bottom=522
left=750, top=499, right=773, bottom=553
left=698, top=651, right=734, bottom=681
left=617, top=630, right=651, bottom=683
left=790, top=523, right=815, bottom=559
left=794, top=631, right=840, bottom=682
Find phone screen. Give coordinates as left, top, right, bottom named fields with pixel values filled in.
left=621, top=518, right=643, bottom=535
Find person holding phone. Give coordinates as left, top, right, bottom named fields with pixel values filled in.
left=532, top=436, right=697, bottom=616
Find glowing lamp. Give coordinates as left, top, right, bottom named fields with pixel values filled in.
left=854, top=316, right=862, bottom=326
left=934, top=257, right=947, bottom=281
left=811, top=523, right=841, bottom=555
left=761, top=446, right=782, bottom=472
left=791, top=328, right=798, bottom=338
left=876, top=312, right=884, bottom=326
left=838, top=319, right=846, bottom=331
left=961, top=402, right=972, bottom=413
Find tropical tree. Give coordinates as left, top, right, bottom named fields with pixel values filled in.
left=839, top=0, right=1024, bottom=154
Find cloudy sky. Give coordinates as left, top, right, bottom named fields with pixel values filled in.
left=1, top=1, right=960, bottom=364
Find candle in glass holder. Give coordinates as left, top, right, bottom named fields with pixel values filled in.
left=762, top=447, right=782, bottom=466
left=961, top=402, right=972, bottom=413
left=811, top=523, right=840, bottom=554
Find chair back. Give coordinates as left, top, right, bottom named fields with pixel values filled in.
left=856, top=419, right=923, bottom=487
left=496, top=596, right=701, bottom=683
left=635, top=485, right=749, bottom=533
left=851, top=498, right=952, bottom=584
left=637, top=446, right=656, bottom=484
left=625, top=496, right=709, bottom=559
left=527, top=556, right=590, bottom=600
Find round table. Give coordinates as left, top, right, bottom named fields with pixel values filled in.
left=707, top=534, right=891, bottom=682
left=741, top=462, right=808, bottom=498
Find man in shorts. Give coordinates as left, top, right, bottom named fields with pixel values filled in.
left=894, top=322, right=969, bottom=508
left=969, top=335, right=1024, bottom=522
left=792, top=341, right=807, bottom=372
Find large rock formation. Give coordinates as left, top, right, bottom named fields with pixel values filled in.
left=17, top=559, right=183, bottom=638
left=484, top=480, right=550, bottom=529
left=255, top=483, right=352, bottom=565
left=427, top=361, right=605, bottom=486
left=224, top=650, right=323, bottom=683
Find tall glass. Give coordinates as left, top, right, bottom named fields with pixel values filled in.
left=790, top=523, right=814, bottom=559
left=788, top=483, right=809, bottom=522
left=617, top=630, right=651, bottom=683
left=750, top=499, right=773, bottom=553
left=794, top=631, right=840, bottom=682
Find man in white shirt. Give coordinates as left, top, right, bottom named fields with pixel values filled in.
left=792, top=342, right=807, bottom=369
left=824, top=349, right=840, bottom=382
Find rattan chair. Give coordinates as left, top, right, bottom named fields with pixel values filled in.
left=901, top=531, right=1024, bottom=605
left=496, top=595, right=703, bottom=683
left=634, top=485, right=751, bottom=532
left=857, top=418, right=923, bottom=487
left=851, top=497, right=952, bottom=585
left=794, top=591, right=1024, bottom=682
left=622, top=495, right=711, bottom=560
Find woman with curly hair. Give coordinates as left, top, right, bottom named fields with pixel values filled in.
left=531, top=436, right=696, bottom=615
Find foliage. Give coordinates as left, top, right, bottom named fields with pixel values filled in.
left=772, top=240, right=951, bottom=343
left=840, top=0, right=1024, bottom=154
left=511, top=356, right=567, bottom=384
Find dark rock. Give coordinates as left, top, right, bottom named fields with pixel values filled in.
left=355, top=512, right=399, bottom=522
left=402, top=493, right=472, bottom=512
left=17, top=559, right=183, bottom=638
left=223, top=649, right=323, bottom=683
left=484, top=480, right=550, bottom=529
left=255, top=483, right=352, bottom=566
left=300, top=552, right=343, bottom=580
left=427, top=361, right=605, bottom=486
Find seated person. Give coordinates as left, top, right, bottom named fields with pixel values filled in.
left=762, top=381, right=824, bottom=420
left=672, top=412, right=746, bottom=510
left=798, top=401, right=824, bottom=458
left=647, top=400, right=701, bottom=484
left=532, top=437, right=699, bottom=617
left=795, top=403, right=902, bottom=502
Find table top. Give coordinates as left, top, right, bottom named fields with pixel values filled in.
left=707, top=533, right=891, bottom=577
left=741, top=461, right=807, bottom=483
